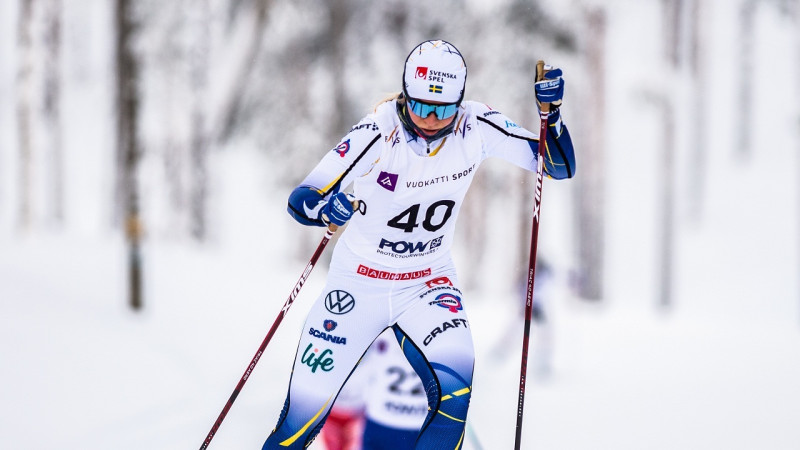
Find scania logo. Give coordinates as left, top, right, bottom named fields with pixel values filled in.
left=323, top=319, right=337, bottom=331
left=325, top=290, right=355, bottom=315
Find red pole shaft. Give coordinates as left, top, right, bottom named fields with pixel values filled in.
left=514, top=101, right=549, bottom=450
left=199, top=227, right=336, bottom=449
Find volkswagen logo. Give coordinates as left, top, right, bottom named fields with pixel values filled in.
left=325, top=290, right=355, bottom=315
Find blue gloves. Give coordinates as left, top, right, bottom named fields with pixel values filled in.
left=321, top=192, right=356, bottom=226
left=534, top=66, right=564, bottom=108
left=288, top=187, right=357, bottom=227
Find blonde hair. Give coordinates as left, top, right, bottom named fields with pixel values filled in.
left=373, top=92, right=403, bottom=112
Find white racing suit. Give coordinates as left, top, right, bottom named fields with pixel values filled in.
left=263, top=99, right=575, bottom=449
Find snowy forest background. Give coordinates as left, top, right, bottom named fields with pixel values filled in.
left=1, top=0, right=799, bottom=449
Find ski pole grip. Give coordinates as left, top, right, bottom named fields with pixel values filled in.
left=326, top=199, right=361, bottom=233
left=535, top=60, right=550, bottom=114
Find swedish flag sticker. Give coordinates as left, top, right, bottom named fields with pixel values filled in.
left=429, top=84, right=443, bottom=94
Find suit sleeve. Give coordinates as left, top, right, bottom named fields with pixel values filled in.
left=287, top=118, right=382, bottom=226
left=475, top=103, right=576, bottom=180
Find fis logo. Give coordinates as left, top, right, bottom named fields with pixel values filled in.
left=455, top=120, right=471, bottom=138
left=385, top=127, right=401, bottom=147
left=379, top=236, right=443, bottom=254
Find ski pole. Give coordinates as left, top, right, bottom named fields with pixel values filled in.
left=199, top=222, right=342, bottom=450
left=514, top=60, right=550, bottom=450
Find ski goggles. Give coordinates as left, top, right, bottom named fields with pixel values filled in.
left=407, top=98, right=458, bottom=120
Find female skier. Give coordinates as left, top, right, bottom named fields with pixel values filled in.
left=263, top=39, right=575, bottom=449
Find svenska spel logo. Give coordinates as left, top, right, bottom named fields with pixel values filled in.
left=415, top=67, right=428, bottom=79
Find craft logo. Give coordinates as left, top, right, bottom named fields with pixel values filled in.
left=415, top=66, right=428, bottom=79
left=349, top=122, right=378, bottom=133
left=377, top=171, right=398, bottom=192
left=323, top=319, right=337, bottom=331
left=423, top=318, right=469, bottom=346
left=429, top=292, right=462, bottom=313
left=333, top=139, right=350, bottom=157
left=325, top=290, right=355, bottom=315
left=300, top=343, right=334, bottom=373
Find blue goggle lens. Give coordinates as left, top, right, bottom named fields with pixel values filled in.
left=407, top=98, right=458, bottom=120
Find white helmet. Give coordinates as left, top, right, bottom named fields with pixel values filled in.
left=403, top=40, right=467, bottom=104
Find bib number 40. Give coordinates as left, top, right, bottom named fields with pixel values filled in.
left=387, top=200, right=455, bottom=233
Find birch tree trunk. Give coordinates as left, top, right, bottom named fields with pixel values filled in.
left=687, top=0, right=707, bottom=222
left=212, top=0, right=271, bottom=144
left=189, top=0, right=210, bottom=241
left=738, top=0, right=756, bottom=159
left=43, top=0, right=64, bottom=226
left=115, top=0, right=143, bottom=310
left=16, top=0, right=34, bottom=232
left=575, top=6, right=606, bottom=301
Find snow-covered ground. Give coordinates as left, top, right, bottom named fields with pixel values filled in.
left=1, top=1, right=799, bottom=449
left=2, top=145, right=798, bottom=450
left=2, top=216, right=799, bottom=450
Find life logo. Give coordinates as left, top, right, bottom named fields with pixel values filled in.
left=325, top=290, right=355, bottom=315
left=333, top=139, right=350, bottom=157
left=300, top=343, right=334, bottom=373
left=430, top=292, right=462, bottom=313
left=415, top=66, right=428, bottom=79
